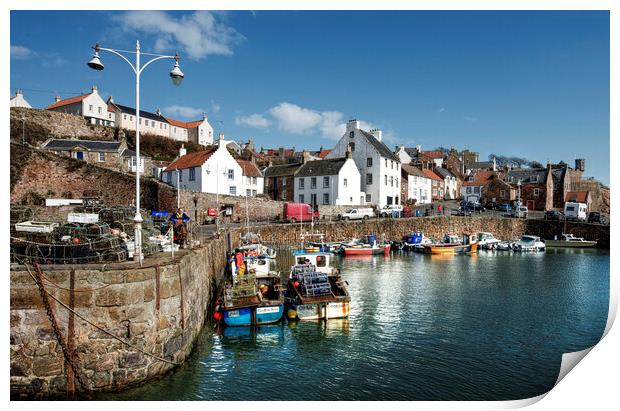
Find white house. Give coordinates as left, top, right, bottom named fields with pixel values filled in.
left=48, top=85, right=112, bottom=126
left=326, top=120, right=400, bottom=207
left=187, top=116, right=214, bottom=146
left=461, top=171, right=494, bottom=203
left=434, top=168, right=459, bottom=200
left=108, top=98, right=170, bottom=138
left=10, top=90, right=32, bottom=108
left=163, top=138, right=243, bottom=196
left=294, top=156, right=365, bottom=206
left=401, top=164, right=431, bottom=205
left=237, top=159, right=264, bottom=197
left=395, top=146, right=419, bottom=164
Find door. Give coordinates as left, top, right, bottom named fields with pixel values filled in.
left=526, top=200, right=535, bottom=210
left=75, top=151, right=84, bottom=160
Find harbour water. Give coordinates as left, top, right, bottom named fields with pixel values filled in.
left=97, top=248, right=609, bottom=401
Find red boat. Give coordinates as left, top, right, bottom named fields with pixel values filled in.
left=342, top=243, right=391, bottom=256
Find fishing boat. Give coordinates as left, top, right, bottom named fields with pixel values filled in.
left=239, top=232, right=277, bottom=259
left=220, top=272, right=285, bottom=326
left=286, top=250, right=350, bottom=320
left=545, top=233, right=597, bottom=248
left=514, top=235, right=546, bottom=252
left=403, top=232, right=433, bottom=252
left=342, top=234, right=390, bottom=256
left=423, top=234, right=478, bottom=255
left=477, top=232, right=502, bottom=250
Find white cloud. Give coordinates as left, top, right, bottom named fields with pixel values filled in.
left=438, top=107, right=446, bottom=113
left=236, top=102, right=395, bottom=142
left=163, top=105, right=205, bottom=119
left=235, top=114, right=271, bottom=128
left=463, top=115, right=479, bottom=123
left=11, top=45, right=36, bottom=60
left=210, top=102, right=221, bottom=114
left=113, top=11, right=245, bottom=60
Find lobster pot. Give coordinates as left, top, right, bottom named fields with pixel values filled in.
left=109, top=221, right=134, bottom=234
left=11, top=206, right=34, bottom=225
left=85, top=222, right=112, bottom=237
left=291, top=264, right=317, bottom=280
left=142, top=241, right=161, bottom=256
left=99, top=248, right=128, bottom=262
left=299, top=271, right=328, bottom=285
left=90, top=235, right=121, bottom=252
left=56, top=224, right=88, bottom=239
left=301, top=282, right=332, bottom=296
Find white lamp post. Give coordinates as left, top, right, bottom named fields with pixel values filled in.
left=88, top=41, right=184, bottom=263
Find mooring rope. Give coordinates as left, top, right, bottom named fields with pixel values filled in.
left=24, top=263, right=182, bottom=366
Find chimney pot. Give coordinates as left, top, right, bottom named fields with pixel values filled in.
left=91, top=85, right=98, bottom=93
left=54, top=95, right=61, bottom=103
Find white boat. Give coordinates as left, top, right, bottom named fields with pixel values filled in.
left=286, top=250, right=350, bottom=320
left=515, top=235, right=546, bottom=252
left=545, top=233, right=597, bottom=248
left=477, top=232, right=501, bottom=250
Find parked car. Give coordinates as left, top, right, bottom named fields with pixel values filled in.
left=454, top=206, right=472, bottom=217
left=484, top=201, right=498, bottom=210
left=339, top=208, right=375, bottom=221
left=512, top=206, right=528, bottom=219
left=283, top=202, right=319, bottom=223
left=379, top=204, right=403, bottom=218
left=496, top=203, right=512, bottom=212
left=544, top=210, right=564, bottom=221
left=587, top=212, right=604, bottom=224
left=465, top=202, right=485, bottom=213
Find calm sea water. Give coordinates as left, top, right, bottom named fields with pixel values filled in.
left=98, top=248, right=609, bottom=401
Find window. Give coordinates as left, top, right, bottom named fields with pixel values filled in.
left=474, top=186, right=480, bottom=193
left=252, top=190, right=257, bottom=196
left=310, top=194, right=317, bottom=206
left=367, top=157, right=373, bottom=167
left=391, top=160, right=394, bottom=169
left=247, top=176, right=251, bottom=185
left=139, top=119, right=142, bottom=125
left=366, top=194, right=371, bottom=202
left=123, top=114, right=127, bottom=120
left=384, top=175, right=388, bottom=185
left=396, top=179, right=399, bottom=188
left=344, top=178, right=348, bottom=187
left=174, top=127, right=177, bottom=132
left=466, top=187, right=472, bottom=194
left=299, top=194, right=305, bottom=203
left=89, top=104, right=93, bottom=112
left=390, top=176, right=394, bottom=187
left=323, top=193, right=330, bottom=204
left=299, top=178, right=305, bottom=189
left=366, top=173, right=373, bottom=185
left=227, top=186, right=236, bottom=195
left=349, top=142, right=355, bottom=152
left=532, top=175, right=538, bottom=183
left=282, top=177, right=287, bottom=186
left=247, top=189, right=251, bottom=196
left=201, top=129, right=204, bottom=136
left=98, top=107, right=102, bottom=114
left=533, top=188, right=540, bottom=197
left=323, top=176, right=329, bottom=188
left=500, top=189, right=506, bottom=198
left=228, top=169, right=234, bottom=180
left=282, top=190, right=287, bottom=200
left=165, top=124, right=167, bottom=129
left=252, top=177, right=257, bottom=185
left=189, top=167, right=196, bottom=181
left=167, top=173, right=172, bottom=183
left=316, top=255, right=326, bottom=267
left=179, top=170, right=183, bottom=182
left=311, top=177, right=317, bottom=189
left=98, top=152, right=105, bottom=162
left=349, top=131, right=354, bottom=138
left=385, top=159, right=388, bottom=167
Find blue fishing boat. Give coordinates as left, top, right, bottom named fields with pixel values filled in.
left=403, top=231, right=433, bottom=252
left=221, top=272, right=284, bottom=327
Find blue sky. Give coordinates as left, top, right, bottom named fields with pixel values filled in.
left=10, top=10, right=609, bottom=184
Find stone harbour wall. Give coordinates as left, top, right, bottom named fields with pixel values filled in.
left=10, top=234, right=229, bottom=399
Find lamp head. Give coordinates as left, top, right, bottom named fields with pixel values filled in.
left=87, top=43, right=104, bottom=71
left=170, top=52, right=184, bottom=86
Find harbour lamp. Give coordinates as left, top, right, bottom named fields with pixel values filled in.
left=170, top=53, right=184, bottom=86
left=87, top=44, right=104, bottom=70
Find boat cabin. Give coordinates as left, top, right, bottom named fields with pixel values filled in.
left=292, top=251, right=335, bottom=275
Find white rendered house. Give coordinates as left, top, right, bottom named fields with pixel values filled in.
left=108, top=98, right=170, bottom=139
left=237, top=159, right=264, bottom=197
left=48, top=85, right=112, bottom=126
left=401, top=164, right=432, bottom=205
left=294, top=156, right=365, bottom=206
left=434, top=167, right=459, bottom=200
left=326, top=120, right=400, bottom=207
left=10, top=90, right=32, bottom=108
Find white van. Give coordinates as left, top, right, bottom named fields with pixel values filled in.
left=339, top=208, right=376, bottom=221
left=379, top=204, right=403, bottom=218
left=564, top=202, right=587, bottom=221
left=512, top=206, right=528, bottom=219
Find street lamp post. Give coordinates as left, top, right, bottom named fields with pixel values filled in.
left=87, top=40, right=184, bottom=263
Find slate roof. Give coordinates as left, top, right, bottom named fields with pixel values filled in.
left=42, top=138, right=122, bottom=152
left=110, top=103, right=167, bottom=122
left=359, top=130, right=398, bottom=161
left=463, top=171, right=495, bottom=186
left=120, top=148, right=150, bottom=159
left=295, top=158, right=348, bottom=177
left=47, top=93, right=91, bottom=110
left=165, top=147, right=218, bottom=171
left=263, top=162, right=303, bottom=177
left=237, top=159, right=262, bottom=178
left=506, top=168, right=548, bottom=184
left=468, top=161, right=495, bottom=170
left=434, top=167, right=456, bottom=179
left=401, top=164, right=426, bottom=178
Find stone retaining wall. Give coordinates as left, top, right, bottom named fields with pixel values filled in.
left=10, top=234, right=229, bottom=398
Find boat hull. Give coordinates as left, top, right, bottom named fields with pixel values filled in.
left=544, top=240, right=597, bottom=248
left=343, top=245, right=390, bottom=256
left=291, top=302, right=350, bottom=320
left=424, top=243, right=478, bottom=254
left=223, top=304, right=284, bottom=327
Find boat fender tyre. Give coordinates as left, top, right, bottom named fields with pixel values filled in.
left=363, top=215, right=368, bottom=220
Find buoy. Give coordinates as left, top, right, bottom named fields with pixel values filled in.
left=287, top=309, right=298, bottom=320
left=213, top=311, right=223, bottom=321
left=293, top=281, right=300, bottom=288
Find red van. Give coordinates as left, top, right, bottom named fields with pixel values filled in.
left=283, top=202, right=319, bottom=223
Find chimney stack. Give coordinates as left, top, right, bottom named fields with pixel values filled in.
left=345, top=146, right=353, bottom=159
left=54, top=96, right=61, bottom=103
left=91, top=85, right=98, bottom=93
left=179, top=144, right=187, bottom=157
left=369, top=128, right=382, bottom=141
left=346, top=119, right=360, bottom=133
left=302, top=151, right=311, bottom=164
left=415, top=144, right=422, bottom=153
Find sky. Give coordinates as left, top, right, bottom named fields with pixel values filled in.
left=10, top=10, right=610, bottom=184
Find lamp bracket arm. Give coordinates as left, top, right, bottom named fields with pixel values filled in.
left=138, top=55, right=175, bottom=76
left=99, top=47, right=137, bottom=74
